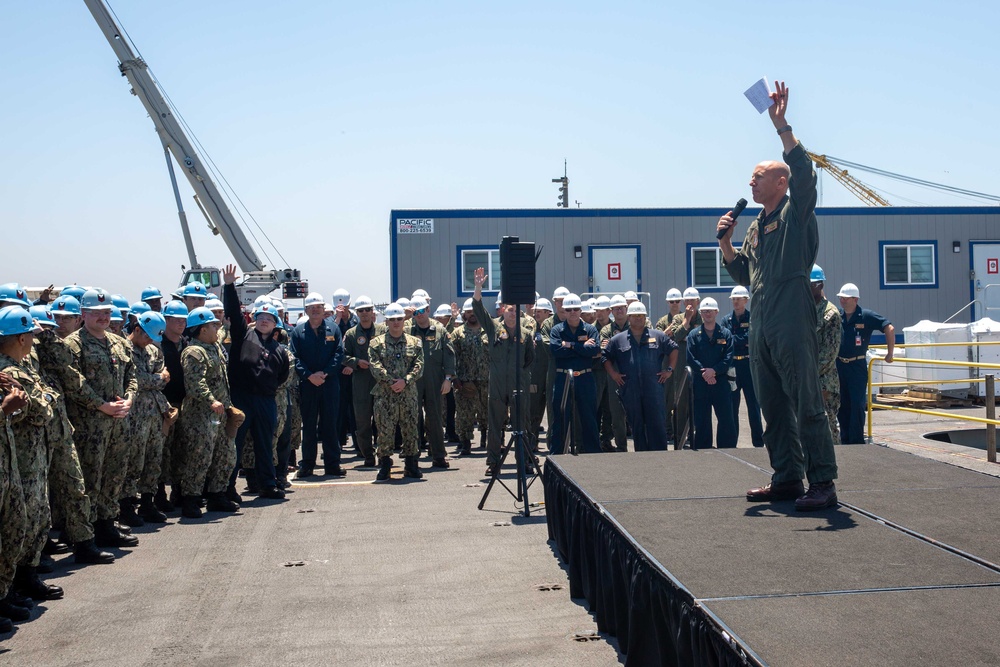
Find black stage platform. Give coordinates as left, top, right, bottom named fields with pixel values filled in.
left=544, top=445, right=1000, bottom=667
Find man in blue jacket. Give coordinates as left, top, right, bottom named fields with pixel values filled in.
left=687, top=298, right=737, bottom=450
left=290, top=291, right=345, bottom=478
left=549, top=294, right=601, bottom=455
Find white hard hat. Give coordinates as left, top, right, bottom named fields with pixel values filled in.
left=623, top=290, right=639, bottom=301
left=699, top=297, right=719, bottom=311
left=303, top=292, right=324, bottom=307
left=730, top=285, right=750, bottom=299
left=384, top=303, right=405, bottom=318
left=205, top=298, right=224, bottom=311
left=410, top=297, right=429, bottom=311
left=581, top=299, right=595, bottom=314
left=562, top=293, right=583, bottom=309
left=253, top=295, right=271, bottom=308
left=534, top=297, right=553, bottom=312
left=593, top=295, right=611, bottom=310
left=837, top=283, right=860, bottom=299
left=396, top=297, right=411, bottom=309
left=270, top=297, right=285, bottom=312
left=433, top=304, right=452, bottom=318
left=553, top=286, right=570, bottom=300
left=665, top=288, right=682, bottom=301
left=495, top=292, right=503, bottom=305
left=411, top=288, right=430, bottom=301
left=354, top=295, right=374, bottom=309
left=627, top=302, right=647, bottom=316
left=323, top=302, right=335, bottom=312
left=333, top=288, right=351, bottom=307
left=462, top=298, right=474, bottom=312
left=609, top=294, right=627, bottom=308
left=683, top=287, right=700, bottom=300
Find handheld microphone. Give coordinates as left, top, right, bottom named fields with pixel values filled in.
left=716, top=198, right=748, bottom=240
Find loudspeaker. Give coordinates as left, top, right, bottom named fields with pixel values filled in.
left=499, top=236, right=536, bottom=305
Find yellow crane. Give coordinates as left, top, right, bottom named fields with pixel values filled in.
left=806, top=151, right=891, bottom=206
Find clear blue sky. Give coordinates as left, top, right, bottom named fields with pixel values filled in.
left=3, top=1, right=998, bottom=304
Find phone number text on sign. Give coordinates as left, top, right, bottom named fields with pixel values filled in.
left=397, top=218, right=434, bottom=234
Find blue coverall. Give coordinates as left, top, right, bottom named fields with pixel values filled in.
left=549, top=319, right=601, bottom=455
left=724, top=309, right=764, bottom=447
left=687, top=323, right=737, bottom=449
left=837, top=307, right=890, bottom=444
left=290, top=317, right=345, bottom=473
left=603, top=326, right=678, bottom=451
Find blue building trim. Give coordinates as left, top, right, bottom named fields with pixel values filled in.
left=455, top=244, right=500, bottom=298
left=389, top=212, right=399, bottom=300
left=587, top=244, right=642, bottom=294
left=391, top=205, right=999, bottom=221
left=878, top=240, right=939, bottom=290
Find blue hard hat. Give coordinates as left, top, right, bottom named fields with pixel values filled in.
left=810, top=264, right=826, bottom=282
left=138, top=312, right=167, bottom=343
left=111, top=294, right=129, bottom=310
left=140, top=286, right=163, bottom=302
left=50, top=295, right=82, bottom=316
left=163, top=301, right=189, bottom=319
left=110, top=307, right=124, bottom=323
left=61, top=285, right=86, bottom=301
left=80, top=288, right=114, bottom=311
left=186, top=306, right=219, bottom=328
left=252, top=302, right=280, bottom=323
left=0, top=305, right=37, bottom=336
left=181, top=282, right=209, bottom=298
left=130, top=302, right=152, bottom=316
left=0, top=283, right=31, bottom=307
left=29, top=305, right=56, bottom=328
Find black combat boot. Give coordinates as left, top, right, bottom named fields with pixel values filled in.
left=479, top=431, right=487, bottom=449
left=180, top=496, right=203, bottom=519
left=168, top=485, right=183, bottom=508
left=457, top=439, right=472, bottom=456
left=363, top=454, right=376, bottom=468
left=245, top=472, right=261, bottom=494
left=138, top=493, right=168, bottom=523
left=0, top=616, right=12, bottom=633
left=14, top=566, right=63, bottom=601
left=205, top=492, right=239, bottom=513
left=36, top=554, right=55, bottom=574
left=73, top=539, right=115, bottom=565
left=154, top=482, right=174, bottom=512
left=42, top=537, right=69, bottom=555
left=225, top=484, right=243, bottom=505
left=93, top=519, right=138, bottom=548
left=376, top=456, right=392, bottom=481
left=118, top=497, right=145, bottom=527
left=403, top=456, right=423, bottom=479
left=0, top=595, right=30, bottom=622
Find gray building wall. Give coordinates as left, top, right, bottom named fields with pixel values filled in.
left=390, top=207, right=1000, bottom=334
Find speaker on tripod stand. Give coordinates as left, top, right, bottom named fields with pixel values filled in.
left=478, top=236, right=542, bottom=516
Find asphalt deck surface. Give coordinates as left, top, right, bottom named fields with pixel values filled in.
left=4, top=399, right=999, bottom=666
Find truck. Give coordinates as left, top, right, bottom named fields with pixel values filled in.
left=83, top=0, right=306, bottom=307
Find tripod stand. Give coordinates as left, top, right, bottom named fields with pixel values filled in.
left=478, top=304, right=540, bottom=517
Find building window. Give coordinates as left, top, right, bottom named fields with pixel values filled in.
left=880, top=241, right=937, bottom=288
left=689, top=245, right=738, bottom=290
left=459, top=247, right=502, bottom=294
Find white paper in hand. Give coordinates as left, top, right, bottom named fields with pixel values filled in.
left=744, top=77, right=774, bottom=114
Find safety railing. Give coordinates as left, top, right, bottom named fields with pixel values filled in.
left=865, top=347, right=999, bottom=463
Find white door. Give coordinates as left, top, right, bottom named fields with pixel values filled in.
left=590, top=246, right=639, bottom=295
left=971, top=242, right=1000, bottom=321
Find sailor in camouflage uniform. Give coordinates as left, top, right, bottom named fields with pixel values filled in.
left=0, top=368, right=28, bottom=628
left=810, top=265, right=843, bottom=444
left=0, top=305, right=65, bottom=603
left=528, top=298, right=553, bottom=452
left=64, top=289, right=139, bottom=549
left=450, top=299, right=490, bottom=456
left=342, top=296, right=385, bottom=467
left=31, top=310, right=112, bottom=564
left=178, top=307, right=235, bottom=518
left=369, top=303, right=424, bottom=481
left=665, top=288, right=702, bottom=445
left=408, top=296, right=456, bottom=469
left=126, top=312, right=171, bottom=524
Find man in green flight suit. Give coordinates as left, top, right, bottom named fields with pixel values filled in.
left=717, top=80, right=839, bottom=510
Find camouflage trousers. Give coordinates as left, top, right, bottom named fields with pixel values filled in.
left=352, top=373, right=377, bottom=459
left=455, top=380, right=489, bottom=441
left=179, top=406, right=235, bottom=496
left=73, top=412, right=130, bottom=522
left=823, top=389, right=841, bottom=445
left=160, top=405, right=185, bottom=489
left=374, top=391, right=419, bottom=458
left=0, top=431, right=27, bottom=597
left=288, top=390, right=302, bottom=452
left=46, top=399, right=94, bottom=543
left=11, top=424, right=51, bottom=568
left=125, top=398, right=166, bottom=497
